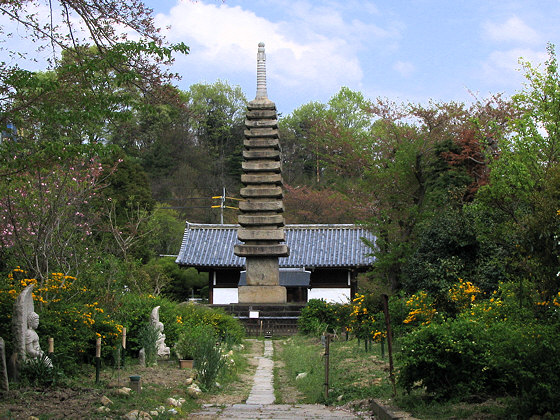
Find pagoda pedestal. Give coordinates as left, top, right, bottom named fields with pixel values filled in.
left=237, top=257, right=286, bottom=303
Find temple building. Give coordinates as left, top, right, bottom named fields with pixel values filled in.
left=176, top=222, right=375, bottom=304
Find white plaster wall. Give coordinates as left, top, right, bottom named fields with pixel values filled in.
left=308, top=288, right=351, bottom=304
left=213, top=288, right=238, bottom=304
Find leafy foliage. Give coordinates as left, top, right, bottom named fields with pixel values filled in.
left=190, top=325, right=226, bottom=390
left=138, top=322, right=159, bottom=366
left=298, top=299, right=340, bottom=335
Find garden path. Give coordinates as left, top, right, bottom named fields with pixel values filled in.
left=190, top=339, right=362, bottom=419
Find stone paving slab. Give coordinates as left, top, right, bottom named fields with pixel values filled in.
left=191, top=403, right=361, bottom=419
left=245, top=340, right=275, bottom=405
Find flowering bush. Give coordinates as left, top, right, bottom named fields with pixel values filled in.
left=0, top=268, right=123, bottom=369
left=448, top=278, right=481, bottom=311
left=398, top=280, right=560, bottom=415
left=349, top=293, right=385, bottom=342
left=402, top=291, right=437, bottom=326
left=0, top=150, right=114, bottom=283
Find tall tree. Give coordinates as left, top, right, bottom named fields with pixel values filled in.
left=183, top=81, right=247, bottom=191
left=0, top=0, right=187, bottom=278
left=472, top=43, right=560, bottom=297
left=1, top=0, right=188, bottom=134
left=363, top=98, right=515, bottom=291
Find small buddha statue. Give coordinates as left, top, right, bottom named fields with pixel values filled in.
left=25, top=312, right=52, bottom=367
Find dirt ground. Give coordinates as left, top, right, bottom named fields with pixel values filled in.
left=0, top=360, right=194, bottom=419
left=0, top=339, right=303, bottom=419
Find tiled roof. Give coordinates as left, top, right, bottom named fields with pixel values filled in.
left=176, top=223, right=375, bottom=269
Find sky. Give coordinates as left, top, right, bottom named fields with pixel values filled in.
left=4, top=0, right=560, bottom=115
left=141, top=0, right=560, bottom=115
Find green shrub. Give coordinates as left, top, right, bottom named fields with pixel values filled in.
left=298, top=299, right=340, bottom=335
left=111, top=293, right=172, bottom=355
left=398, top=315, right=560, bottom=415
left=398, top=317, right=491, bottom=399
left=175, top=323, right=208, bottom=359
left=175, top=303, right=244, bottom=344
left=114, top=295, right=244, bottom=356
left=387, top=293, right=409, bottom=337
left=19, top=354, right=65, bottom=387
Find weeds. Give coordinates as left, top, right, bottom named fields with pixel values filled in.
left=19, top=353, right=65, bottom=387
left=138, top=322, right=159, bottom=366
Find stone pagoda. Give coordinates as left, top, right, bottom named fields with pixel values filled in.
left=234, top=42, right=289, bottom=303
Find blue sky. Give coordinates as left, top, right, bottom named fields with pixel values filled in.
left=143, top=0, right=560, bottom=114
left=4, top=0, right=560, bottom=115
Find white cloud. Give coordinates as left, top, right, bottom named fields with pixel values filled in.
left=393, top=61, right=415, bottom=78
left=482, top=16, right=541, bottom=45
left=481, top=48, right=548, bottom=88
left=155, top=1, right=401, bottom=99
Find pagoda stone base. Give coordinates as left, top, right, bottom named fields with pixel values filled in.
left=244, top=257, right=280, bottom=285
left=238, top=257, right=286, bottom=303
left=238, top=285, right=287, bottom=303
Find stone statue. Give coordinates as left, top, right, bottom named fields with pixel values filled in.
left=151, top=306, right=170, bottom=359
left=26, top=312, right=51, bottom=366
left=12, top=284, right=52, bottom=368
left=0, top=337, right=8, bottom=391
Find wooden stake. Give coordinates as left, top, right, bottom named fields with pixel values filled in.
left=382, top=294, right=396, bottom=397
left=324, top=334, right=331, bottom=400
left=122, top=327, right=127, bottom=349
left=95, top=337, right=101, bottom=383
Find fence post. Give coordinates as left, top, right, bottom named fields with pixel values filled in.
left=324, top=334, right=331, bottom=400
left=95, top=337, right=101, bottom=384
left=382, top=294, right=396, bottom=396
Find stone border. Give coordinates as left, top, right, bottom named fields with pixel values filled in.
left=370, top=398, right=418, bottom=420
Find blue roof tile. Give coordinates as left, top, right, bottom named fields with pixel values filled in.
left=176, top=223, right=375, bottom=268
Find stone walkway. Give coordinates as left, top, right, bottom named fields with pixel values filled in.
left=190, top=339, right=363, bottom=419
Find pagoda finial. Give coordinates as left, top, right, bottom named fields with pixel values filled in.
left=256, top=42, right=267, bottom=99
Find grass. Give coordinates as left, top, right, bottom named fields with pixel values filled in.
left=395, top=393, right=509, bottom=419
left=278, top=335, right=394, bottom=405
left=276, top=334, right=513, bottom=419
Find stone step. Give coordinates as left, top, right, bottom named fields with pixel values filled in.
left=234, top=244, right=290, bottom=258
left=238, top=228, right=285, bottom=241
left=238, top=215, right=284, bottom=226
left=243, top=150, right=281, bottom=160
left=246, top=109, right=277, bottom=119
left=245, top=119, right=278, bottom=129
left=247, top=101, right=276, bottom=111
left=241, top=173, right=282, bottom=185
